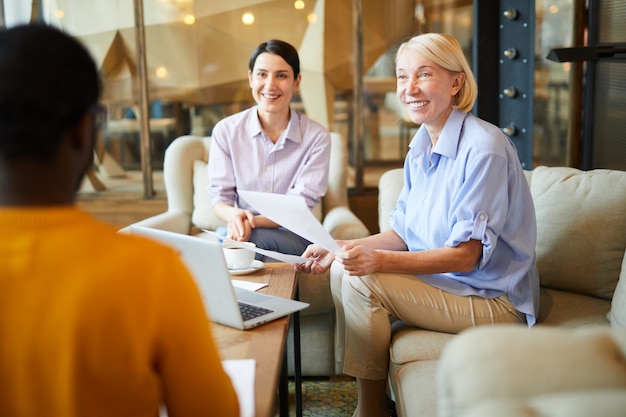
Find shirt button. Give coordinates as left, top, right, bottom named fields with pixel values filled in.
left=479, top=214, right=486, bottom=220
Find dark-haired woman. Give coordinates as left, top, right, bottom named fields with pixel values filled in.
left=208, top=39, right=331, bottom=258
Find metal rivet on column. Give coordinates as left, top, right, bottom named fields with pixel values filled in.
left=503, top=9, right=518, bottom=20
left=502, top=124, right=518, bottom=136
left=503, top=87, right=518, bottom=98
left=504, top=48, right=518, bottom=59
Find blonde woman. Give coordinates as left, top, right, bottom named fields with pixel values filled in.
left=296, top=33, right=539, bottom=417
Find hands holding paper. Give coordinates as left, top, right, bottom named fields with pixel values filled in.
left=295, top=240, right=384, bottom=277
left=236, top=190, right=391, bottom=275
left=294, top=244, right=337, bottom=275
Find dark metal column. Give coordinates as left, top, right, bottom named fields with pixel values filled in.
left=474, top=0, right=535, bottom=169
left=472, top=0, right=500, bottom=126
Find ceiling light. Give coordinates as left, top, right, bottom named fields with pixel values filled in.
left=156, top=66, right=168, bottom=79
left=242, top=12, right=255, bottom=25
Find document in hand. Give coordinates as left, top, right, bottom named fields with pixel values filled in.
left=238, top=190, right=341, bottom=253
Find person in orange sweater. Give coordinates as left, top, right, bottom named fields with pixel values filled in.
left=0, top=24, right=239, bottom=417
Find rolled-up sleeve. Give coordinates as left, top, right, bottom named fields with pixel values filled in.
left=445, top=154, right=510, bottom=269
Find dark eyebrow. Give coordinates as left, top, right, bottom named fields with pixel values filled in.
left=254, top=68, right=290, bottom=74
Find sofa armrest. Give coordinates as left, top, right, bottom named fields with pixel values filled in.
left=438, top=325, right=626, bottom=417
left=451, top=391, right=626, bottom=417
left=323, top=206, right=370, bottom=240
left=608, top=250, right=626, bottom=327
left=118, top=210, right=192, bottom=235
left=162, top=135, right=209, bottom=215
left=378, top=168, right=403, bottom=232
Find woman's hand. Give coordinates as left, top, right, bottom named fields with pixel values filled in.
left=335, top=241, right=382, bottom=276
left=294, top=244, right=336, bottom=274
left=294, top=239, right=383, bottom=276
left=227, top=210, right=255, bottom=241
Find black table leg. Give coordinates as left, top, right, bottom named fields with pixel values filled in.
left=279, top=280, right=303, bottom=417
left=294, top=308, right=302, bottom=417
left=279, top=347, right=289, bottom=416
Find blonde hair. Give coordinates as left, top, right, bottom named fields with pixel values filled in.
left=396, top=33, right=477, bottom=113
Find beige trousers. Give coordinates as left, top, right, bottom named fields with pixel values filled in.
left=330, top=262, right=525, bottom=380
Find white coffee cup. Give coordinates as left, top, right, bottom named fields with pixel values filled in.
left=222, top=241, right=256, bottom=270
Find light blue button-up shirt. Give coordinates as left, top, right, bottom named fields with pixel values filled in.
left=390, top=109, right=539, bottom=325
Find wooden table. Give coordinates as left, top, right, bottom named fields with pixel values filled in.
left=211, top=263, right=299, bottom=417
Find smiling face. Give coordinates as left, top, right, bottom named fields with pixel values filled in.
left=395, top=48, right=464, bottom=135
left=248, top=52, right=301, bottom=118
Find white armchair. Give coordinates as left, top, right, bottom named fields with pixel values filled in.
left=122, top=132, right=370, bottom=376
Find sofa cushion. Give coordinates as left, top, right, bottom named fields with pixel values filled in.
left=387, top=326, right=454, bottom=417
left=537, top=288, right=611, bottom=326
left=191, top=160, right=226, bottom=231
left=390, top=325, right=455, bottom=365
left=390, top=360, right=439, bottom=417
left=608, top=251, right=626, bottom=327
left=526, top=166, right=626, bottom=300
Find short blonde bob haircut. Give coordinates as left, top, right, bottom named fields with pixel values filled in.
left=396, top=33, right=478, bottom=113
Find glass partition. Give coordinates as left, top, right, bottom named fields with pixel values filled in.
left=534, top=0, right=576, bottom=167
left=1, top=0, right=581, bottom=193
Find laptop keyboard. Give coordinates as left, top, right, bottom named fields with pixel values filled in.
left=238, top=301, right=274, bottom=321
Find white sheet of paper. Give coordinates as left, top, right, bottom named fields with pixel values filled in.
left=201, top=230, right=311, bottom=265
left=159, top=359, right=256, bottom=417
left=232, top=280, right=267, bottom=292
left=222, top=359, right=255, bottom=417
left=238, top=190, right=341, bottom=253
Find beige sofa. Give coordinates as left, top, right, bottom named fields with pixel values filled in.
left=377, top=166, right=626, bottom=417
left=123, top=133, right=370, bottom=376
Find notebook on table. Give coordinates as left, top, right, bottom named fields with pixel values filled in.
left=129, top=226, right=309, bottom=330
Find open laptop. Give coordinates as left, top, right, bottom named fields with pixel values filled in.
left=129, top=226, right=309, bottom=330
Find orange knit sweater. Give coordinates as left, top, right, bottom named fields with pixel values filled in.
left=0, top=206, right=239, bottom=417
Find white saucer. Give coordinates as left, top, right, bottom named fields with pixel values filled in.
left=228, top=260, right=265, bottom=276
